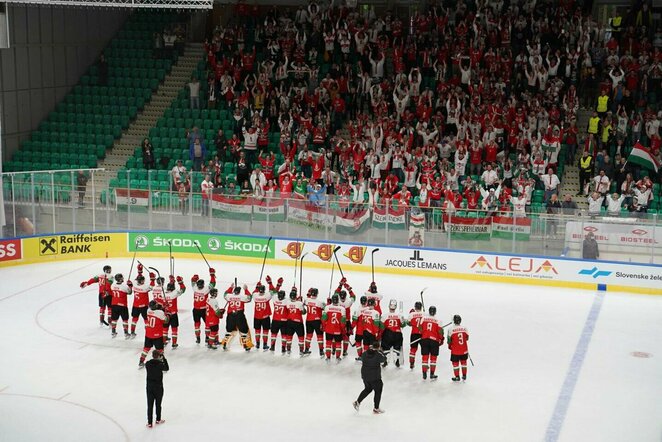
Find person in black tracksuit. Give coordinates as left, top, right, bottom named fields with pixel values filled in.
left=353, top=341, right=387, bottom=414
left=145, top=350, right=169, bottom=428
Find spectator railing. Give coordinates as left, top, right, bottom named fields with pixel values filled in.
left=1, top=168, right=659, bottom=264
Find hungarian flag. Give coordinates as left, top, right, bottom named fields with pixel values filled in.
left=491, top=216, right=532, bottom=240
left=211, top=195, right=252, bottom=219
left=410, top=211, right=425, bottom=228
left=628, top=143, right=659, bottom=173
left=372, top=204, right=406, bottom=229
left=252, top=198, right=286, bottom=222
left=442, top=215, right=491, bottom=240
left=115, top=188, right=149, bottom=212
left=335, top=209, right=371, bottom=235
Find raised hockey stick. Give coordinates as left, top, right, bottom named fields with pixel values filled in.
left=194, top=241, right=211, bottom=269
left=147, top=266, right=162, bottom=287
left=127, top=247, right=138, bottom=280
left=258, top=236, right=273, bottom=281
left=167, top=241, right=173, bottom=275
left=328, top=254, right=336, bottom=298
left=420, top=287, right=428, bottom=310
left=299, top=252, right=308, bottom=294
left=332, top=246, right=343, bottom=279
left=371, top=248, right=380, bottom=282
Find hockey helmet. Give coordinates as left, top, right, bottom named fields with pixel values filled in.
left=414, top=301, right=423, bottom=311
left=453, top=314, right=462, bottom=325
left=367, top=298, right=376, bottom=307
left=389, top=299, right=397, bottom=310
left=369, top=282, right=377, bottom=293
left=339, top=290, right=347, bottom=300
left=233, top=285, right=242, bottom=294
left=360, top=295, right=367, bottom=306
left=156, top=277, right=165, bottom=285
left=209, top=288, right=218, bottom=298
left=167, top=282, right=175, bottom=291
left=114, top=273, right=124, bottom=284
left=429, top=306, right=437, bottom=316
left=257, top=283, right=266, bottom=294
left=309, top=288, right=319, bottom=298
left=136, top=275, right=145, bottom=284
left=196, top=279, right=205, bottom=289
left=103, top=265, right=112, bottom=274
left=331, top=294, right=339, bottom=305
left=148, top=300, right=158, bottom=310
left=277, top=290, right=286, bottom=300
left=289, top=290, right=298, bottom=301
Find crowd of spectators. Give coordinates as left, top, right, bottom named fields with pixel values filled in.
left=164, top=0, right=660, bottom=221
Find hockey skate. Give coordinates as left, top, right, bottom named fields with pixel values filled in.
left=395, top=359, right=400, bottom=368
left=124, top=333, right=131, bottom=340
left=462, top=375, right=467, bottom=382
left=352, top=401, right=360, bottom=411
left=430, top=374, right=438, bottom=381
left=146, top=423, right=153, bottom=428
left=130, top=333, right=137, bottom=339
left=263, top=345, right=269, bottom=352
left=155, top=420, right=165, bottom=425
left=208, top=342, right=218, bottom=350
left=111, top=331, right=118, bottom=338
left=196, top=336, right=201, bottom=344
left=171, top=343, right=179, bottom=349
left=138, top=361, right=145, bottom=369
left=423, top=372, right=427, bottom=380
left=452, top=376, right=461, bottom=382
left=373, top=408, right=385, bottom=414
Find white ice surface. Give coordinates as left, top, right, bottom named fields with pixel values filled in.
left=0, top=258, right=660, bottom=442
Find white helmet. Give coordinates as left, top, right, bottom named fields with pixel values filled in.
left=389, top=299, right=397, bottom=310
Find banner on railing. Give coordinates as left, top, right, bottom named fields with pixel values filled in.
left=372, top=205, right=406, bottom=229
left=335, top=209, right=371, bottom=235
left=252, top=198, right=286, bottom=222
left=443, top=215, right=492, bottom=240
left=115, top=188, right=149, bottom=212
left=210, top=195, right=252, bottom=219
left=492, top=216, right=532, bottom=240
left=565, top=221, right=661, bottom=247
left=287, top=200, right=334, bottom=227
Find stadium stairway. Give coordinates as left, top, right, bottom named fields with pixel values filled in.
left=89, top=42, right=205, bottom=201
left=558, top=108, right=592, bottom=212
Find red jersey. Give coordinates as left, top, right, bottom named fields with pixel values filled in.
left=132, top=283, right=151, bottom=308
left=145, top=308, right=167, bottom=339
left=364, top=291, right=383, bottom=314
left=223, top=286, right=252, bottom=313
left=381, top=312, right=406, bottom=333
left=110, top=282, right=132, bottom=307
left=304, top=297, right=325, bottom=321
left=272, top=298, right=289, bottom=322
left=151, top=285, right=166, bottom=309
left=447, top=325, right=469, bottom=355
left=287, top=300, right=305, bottom=322
left=253, top=292, right=273, bottom=319
left=408, top=309, right=425, bottom=334
left=86, top=273, right=112, bottom=295
left=359, top=307, right=382, bottom=336
left=322, top=304, right=346, bottom=335
left=421, top=315, right=444, bottom=343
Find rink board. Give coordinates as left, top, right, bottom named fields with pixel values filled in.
left=0, top=231, right=660, bottom=295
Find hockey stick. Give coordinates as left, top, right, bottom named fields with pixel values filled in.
left=328, top=254, right=336, bottom=298
left=293, top=246, right=300, bottom=289
left=332, top=246, right=343, bottom=279
left=420, top=287, right=428, bottom=310
left=371, top=248, right=380, bottom=282
left=127, top=247, right=138, bottom=280
left=167, top=241, right=173, bottom=276
left=299, top=252, right=308, bottom=294
left=194, top=241, right=211, bottom=269
left=258, top=236, right=273, bottom=281
left=148, top=266, right=163, bottom=287
left=409, top=321, right=452, bottom=346
left=469, top=354, right=475, bottom=366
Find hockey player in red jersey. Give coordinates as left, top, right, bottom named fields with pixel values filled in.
left=408, top=302, right=424, bottom=369
left=80, top=265, right=113, bottom=326
left=191, top=268, right=216, bottom=344
left=151, top=275, right=166, bottom=307
left=285, top=288, right=306, bottom=355
left=359, top=298, right=383, bottom=354
left=352, top=296, right=368, bottom=359
left=254, top=275, right=281, bottom=350
left=222, top=283, right=253, bottom=351
left=110, top=273, right=133, bottom=339
left=420, top=306, right=444, bottom=380
left=365, top=282, right=383, bottom=314
left=381, top=300, right=407, bottom=367
left=322, top=294, right=346, bottom=362
left=447, top=314, right=469, bottom=382
left=335, top=278, right=355, bottom=356
left=163, top=275, right=186, bottom=348
left=205, top=288, right=225, bottom=349
left=303, top=287, right=326, bottom=357
left=130, top=267, right=152, bottom=338
left=139, top=300, right=168, bottom=367
left=269, top=290, right=288, bottom=353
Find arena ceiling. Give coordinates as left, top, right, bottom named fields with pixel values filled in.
left=3, top=0, right=212, bottom=9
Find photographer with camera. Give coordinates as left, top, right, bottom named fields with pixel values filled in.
left=145, top=350, right=170, bottom=428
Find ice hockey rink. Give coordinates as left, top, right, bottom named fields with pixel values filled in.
left=1, top=258, right=661, bottom=442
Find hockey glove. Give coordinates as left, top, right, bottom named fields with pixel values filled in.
left=176, top=276, right=184, bottom=283
left=191, top=274, right=200, bottom=283
left=137, top=263, right=143, bottom=273
left=277, top=277, right=283, bottom=285
left=127, top=280, right=133, bottom=288
left=209, top=268, right=216, bottom=276
left=80, top=281, right=87, bottom=288
left=149, top=272, right=156, bottom=280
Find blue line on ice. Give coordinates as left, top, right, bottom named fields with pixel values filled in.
left=545, top=291, right=605, bottom=442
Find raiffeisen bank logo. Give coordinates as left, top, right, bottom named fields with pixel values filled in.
left=578, top=267, right=613, bottom=278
